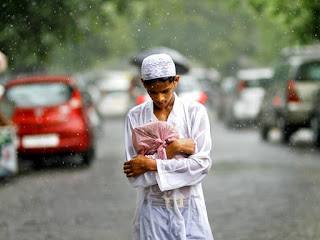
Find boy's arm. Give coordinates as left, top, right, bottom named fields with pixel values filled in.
left=124, top=154, right=156, bottom=177
left=124, top=114, right=157, bottom=187
left=154, top=104, right=212, bottom=191
left=165, top=138, right=195, bottom=159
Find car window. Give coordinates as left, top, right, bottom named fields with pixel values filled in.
left=6, top=83, right=73, bottom=107
left=272, top=64, right=290, bottom=86
left=296, top=61, right=320, bottom=82
left=244, top=78, right=270, bottom=88
left=177, top=77, right=201, bottom=93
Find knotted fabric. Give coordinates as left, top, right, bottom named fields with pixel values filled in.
left=132, top=121, right=179, bottom=159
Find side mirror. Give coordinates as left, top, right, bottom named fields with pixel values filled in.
left=82, top=91, right=93, bottom=106
left=0, top=85, right=4, bottom=99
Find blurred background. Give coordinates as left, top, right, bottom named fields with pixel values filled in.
left=0, top=1, right=320, bottom=240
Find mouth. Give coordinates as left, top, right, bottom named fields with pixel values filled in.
left=156, top=102, right=166, bottom=108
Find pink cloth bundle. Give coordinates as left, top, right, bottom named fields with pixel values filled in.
left=132, top=121, right=180, bottom=159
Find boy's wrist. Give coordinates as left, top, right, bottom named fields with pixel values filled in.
left=166, top=140, right=179, bottom=159
left=147, top=159, right=157, bottom=171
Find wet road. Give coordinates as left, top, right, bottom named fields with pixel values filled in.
left=0, top=108, right=320, bottom=240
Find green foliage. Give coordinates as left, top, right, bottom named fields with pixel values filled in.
left=0, top=0, right=128, bottom=71
left=127, top=0, right=281, bottom=74
left=249, top=0, right=320, bottom=43
left=1, top=0, right=319, bottom=75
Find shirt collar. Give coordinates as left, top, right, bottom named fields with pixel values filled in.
left=167, top=92, right=180, bottom=123
left=149, top=92, right=180, bottom=122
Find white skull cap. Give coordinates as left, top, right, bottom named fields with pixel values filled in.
left=141, top=53, right=176, bottom=80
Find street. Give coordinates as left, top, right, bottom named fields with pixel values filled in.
left=1, top=108, right=320, bottom=240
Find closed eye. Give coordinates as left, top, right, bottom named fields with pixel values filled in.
left=148, top=89, right=170, bottom=94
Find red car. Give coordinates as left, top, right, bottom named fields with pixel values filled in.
left=3, top=75, right=95, bottom=167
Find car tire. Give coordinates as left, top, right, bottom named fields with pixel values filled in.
left=33, top=157, right=45, bottom=170
left=260, top=123, right=270, bottom=141
left=225, top=113, right=237, bottom=128
left=226, top=118, right=234, bottom=128
left=311, top=117, right=320, bottom=147
left=279, top=119, right=295, bottom=144
left=81, top=146, right=95, bottom=166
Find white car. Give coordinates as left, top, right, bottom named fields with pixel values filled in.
left=224, top=68, right=273, bottom=127
left=97, top=71, right=131, bottom=117
left=176, top=75, right=208, bottom=104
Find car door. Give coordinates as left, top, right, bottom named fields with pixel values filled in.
left=293, top=60, right=320, bottom=115
left=261, top=64, right=290, bottom=127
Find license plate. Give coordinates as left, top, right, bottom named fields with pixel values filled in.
left=22, top=134, right=59, bottom=148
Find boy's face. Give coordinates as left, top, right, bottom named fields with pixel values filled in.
left=142, top=76, right=179, bottom=109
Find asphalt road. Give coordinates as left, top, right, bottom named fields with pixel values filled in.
left=0, top=108, right=320, bottom=240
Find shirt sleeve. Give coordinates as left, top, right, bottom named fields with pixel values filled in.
left=125, top=113, right=157, bottom=188
left=155, top=104, right=212, bottom=191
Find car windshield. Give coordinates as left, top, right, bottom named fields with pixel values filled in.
left=177, top=77, right=201, bottom=93
left=245, top=78, right=270, bottom=88
left=6, top=83, right=73, bottom=107
left=296, top=61, right=320, bottom=82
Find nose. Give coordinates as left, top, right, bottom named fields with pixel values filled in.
left=156, top=94, right=165, bottom=103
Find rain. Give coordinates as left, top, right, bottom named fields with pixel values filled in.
left=0, top=1, right=320, bottom=239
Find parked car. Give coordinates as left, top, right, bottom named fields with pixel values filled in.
left=259, top=44, right=320, bottom=143
left=96, top=71, right=131, bottom=117
left=223, top=68, right=273, bottom=127
left=80, top=90, right=101, bottom=129
left=176, top=75, right=208, bottom=104
left=310, top=89, right=320, bottom=147
left=3, top=75, right=96, bottom=167
left=217, top=76, right=237, bottom=120
left=0, top=99, right=18, bottom=177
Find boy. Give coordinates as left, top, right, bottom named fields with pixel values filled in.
left=123, top=53, right=214, bottom=239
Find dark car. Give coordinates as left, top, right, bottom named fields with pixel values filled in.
left=3, top=75, right=95, bottom=167
left=259, top=44, right=320, bottom=143
left=310, top=89, right=320, bottom=147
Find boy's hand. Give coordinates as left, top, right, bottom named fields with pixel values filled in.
left=166, top=138, right=195, bottom=159
left=123, top=155, right=157, bottom=177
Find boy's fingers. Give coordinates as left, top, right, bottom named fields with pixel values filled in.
left=127, top=173, right=134, bottom=177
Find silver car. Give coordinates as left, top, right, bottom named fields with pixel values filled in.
left=223, top=68, right=273, bottom=127
left=259, top=44, right=320, bottom=143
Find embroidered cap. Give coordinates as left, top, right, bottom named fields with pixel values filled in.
left=141, top=54, right=176, bottom=80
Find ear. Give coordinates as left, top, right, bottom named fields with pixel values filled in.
left=174, top=75, right=180, bottom=87
left=141, top=78, right=146, bottom=88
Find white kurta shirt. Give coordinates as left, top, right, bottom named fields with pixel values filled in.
left=125, top=93, right=214, bottom=240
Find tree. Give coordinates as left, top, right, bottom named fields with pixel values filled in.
left=248, top=0, right=320, bottom=44
left=0, top=0, right=129, bottom=71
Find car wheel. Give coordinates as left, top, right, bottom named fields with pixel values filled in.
left=81, top=146, right=95, bottom=166
left=33, top=157, right=45, bottom=170
left=279, top=118, right=295, bottom=143
left=225, top=113, right=237, bottom=128
left=311, top=117, right=320, bottom=147
left=260, top=122, right=270, bottom=141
